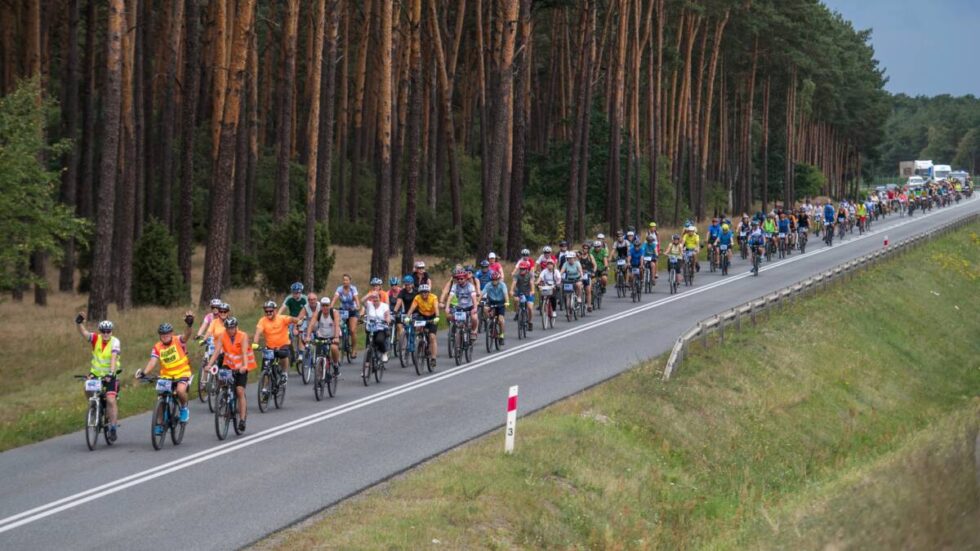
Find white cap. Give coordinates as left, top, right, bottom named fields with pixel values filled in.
left=488, top=252, right=497, bottom=259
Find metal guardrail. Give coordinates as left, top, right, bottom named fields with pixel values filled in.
left=662, top=211, right=979, bottom=381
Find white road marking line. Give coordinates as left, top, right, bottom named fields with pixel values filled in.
left=0, top=198, right=973, bottom=534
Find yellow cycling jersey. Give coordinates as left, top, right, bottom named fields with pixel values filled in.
left=682, top=233, right=700, bottom=250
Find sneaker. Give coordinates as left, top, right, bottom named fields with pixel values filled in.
left=179, top=407, right=189, bottom=423
left=153, top=425, right=164, bottom=436
left=108, top=425, right=118, bottom=442
left=430, top=357, right=437, bottom=367
left=526, top=323, right=532, bottom=332
left=238, top=419, right=246, bottom=432
left=382, top=353, right=389, bottom=363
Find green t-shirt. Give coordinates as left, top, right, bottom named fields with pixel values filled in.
left=284, top=296, right=308, bottom=317
left=591, top=248, right=607, bottom=269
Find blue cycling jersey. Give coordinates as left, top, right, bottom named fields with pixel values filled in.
left=628, top=244, right=644, bottom=266
left=823, top=204, right=835, bottom=222
left=483, top=281, right=507, bottom=303
left=778, top=219, right=790, bottom=233
left=474, top=269, right=492, bottom=290
left=641, top=242, right=657, bottom=256
left=708, top=224, right=721, bottom=239
left=719, top=231, right=733, bottom=246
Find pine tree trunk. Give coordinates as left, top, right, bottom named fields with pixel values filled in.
left=245, top=28, right=259, bottom=252
left=88, top=0, right=125, bottom=320
left=316, top=0, right=341, bottom=226
left=369, top=0, right=393, bottom=281
left=304, top=0, right=328, bottom=288
left=347, top=0, right=374, bottom=221
left=761, top=74, right=770, bottom=212
left=200, top=0, right=255, bottom=306
left=59, top=0, right=82, bottom=292
left=566, top=1, right=589, bottom=243
left=606, top=0, right=628, bottom=235
left=507, top=0, right=533, bottom=257
left=401, top=0, right=423, bottom=276
left=114, top=0, right=138, bottom=310
left=577, top=5, right=596, bottom=241
left=159, top=0, right=185, bottom=230
left=178, top=0, right=200, bottom=290
left=427, top=0, right=462, bottom=240
left=273, top=0, right=300, bottom=221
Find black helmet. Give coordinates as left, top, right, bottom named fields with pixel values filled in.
left=224, top=316, right=239, bottom=329
left=158, top=323, right=174, bottom=334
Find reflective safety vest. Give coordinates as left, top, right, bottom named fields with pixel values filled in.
left=219, top=331, right=256, bottom=371
left=153, top=339, right=192, bottom=379
left=91, top=335, right=120, bottom=377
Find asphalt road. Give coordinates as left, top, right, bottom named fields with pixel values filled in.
left=1, top=197, right=977, bottom=551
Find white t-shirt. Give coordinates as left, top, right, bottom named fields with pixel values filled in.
left=363, top=301, right=389, bottom=330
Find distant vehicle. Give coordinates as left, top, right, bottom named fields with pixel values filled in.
left=950, top=170, right=970, bottom=185
left=899, top=160, right=933, bottom=181
left=907, top=175, right=926, bottom=187
left=932, top=164, right=951, bottom=182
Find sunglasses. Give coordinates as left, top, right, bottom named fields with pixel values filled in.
left=264, top=309, right=275, bottom=314
left=218, top=309, right=230, bottom=313
left=99, top=329, right=112, bottom=334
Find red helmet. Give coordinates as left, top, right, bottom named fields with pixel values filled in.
left=518, top=261, right=531, bottom=270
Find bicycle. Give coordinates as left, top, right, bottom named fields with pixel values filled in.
left=312, top=338, right=340, bottom=400
left=141, top=376, right=186, bottom=451
left=667, top=258, right=679, bottom=294
left=824, top=222, right=834, bottom=246
left=411, top=316, right=436, bottom=375
left=683, top=251, right=696, bottom=287
left=751, top=243, right=762, bottom=276
left=614, top=259, right=628, bottom=298
left=75, top=370, right=121, bottom=450
left=797, top=227, right=808, bottom=254
left=643, top=257, right=655, bottom=293
left=516, top=296, right=530, bottom=340
left=213, top=368, right=244, bottom=440
left=398, top=315, right=414, bottom=368
left=738, top=232, right=748, bottom=260
left=257, top=347, right=286, bottom=413
left=362, top=325, right=387, bottom=385
left=338, top=310, right=354, bottom=363
left=630, top=267, right=641, bottom=303
left=591, top=272, right=603, bottom=311
left=777, top=233, right=787, bottom=259
left=765, top=236, right=775, bottom=262
left=709, top=244, right=718, bottom=273
left=476, top=298, right=487, bottom=334
left=719, top=243, right=730, bottom=275
left=450, top=308, right=473, bottom=366
left=196, top=338, right=217, bottom=412
left=563, top=281, right=578, bottom=322
left=539, top=286, right=556, bottom=330
left=485, top=303, right=503, bottom=353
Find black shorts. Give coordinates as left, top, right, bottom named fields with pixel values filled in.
left=486, top=301, right=506, bottom=316
left=419, top=315, right=438, bottom=334
left=274, top=346, right=291, bottom=359
left=88, top=375, right=120, bottom=396
left=218, top=368, right=248, bottom=389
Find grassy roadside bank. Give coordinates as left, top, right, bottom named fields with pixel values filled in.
left=255, top=222, right=980, bottom=550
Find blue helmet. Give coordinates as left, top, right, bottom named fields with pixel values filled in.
left=389, top=276, right=399, bottom=286
left=403, top=275, right=415, bottom=285
left=290, top=282, right=304, bottom=293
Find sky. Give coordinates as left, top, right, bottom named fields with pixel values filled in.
left=821, top=0, right=980, bottom=97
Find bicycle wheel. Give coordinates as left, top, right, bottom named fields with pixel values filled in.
left=464, top=334, right=472, bottom=363
left=399, top=330, right=409, bottom=367
left=486, top=322, right=494, bottom=353
left=101, top=405, right=113, bottom=447
left=273, top=368, right=286, bottom=408
left=413, top=339, right=424, bottom=375
left=85, top=400, right=99, bottom=451
left=517, top=308, right=527, bottom=340
left=301, top=347, right=313, bottom=385
left=151, top=400, right=167, bottom=450
left=565, top=294, right=573, bottom=322
left=362, top=349, right=373, bottom=386
left=170, top=399, right=185, bottom=446
left=206, top=373, right=217, bottom=413
left=374, top=355, right=384, bottom=383
left=257, top=370, right=272, bottom=413
left=454, top=331, right=463, bottom=366
left=197, top=364, right=208, bottom=402
left=215, top=393, right=230, bottom=440
left=447, top=325, right=457, bottom=359
left=314, top=357, right=326, bottom=401
left=494, top=320, right=502, bottom=351
left=327, top=360, right=338, bottom=397
left=232, top=396, right=243, bottom=435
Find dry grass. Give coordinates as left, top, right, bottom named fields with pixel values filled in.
left=252, top=222, right=980, bottom=550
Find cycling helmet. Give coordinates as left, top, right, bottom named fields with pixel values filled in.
left=389, top=276, right=399, bottom=286
left=403, top=275, right=414, bottom=285
left=559, top=240, right=568, bottom=247
left=520, top=248, right=530, bottom=256
left=722, top=224, right=730, bottom=231
left=616, top=230, right=624, bottom=237
left=567, top=251, right=577, bottom=258
left=626, top=225, right=636, bottom=233
left=209, top=298, right=222, bottom=308
left=583, top=242, right=592, bottom=249
left=646, top=234, right=655, bottom=242
left=218, top=302, right=230, bottom=312
left=158, top=323, right=174, bottom=334
left=419, top=284, right=431, bottom=292
left=224, top=316, right=239, bottom=329
left=263, top=300, right=277, bottom=310
left=454, top=270, right=467, bottom=280
left=464, top=265, right=474, bottom=273
left=490, top=270, right=502, bottom=280
left=686, top=225, right=696, bottom=232
left=596, top=233, right=605, bottom=240
left=671, top=234, right=680, bottom=240
left=480, top=260, right=490, bottom=268
left=593, top=240, right=602, bottom=248
left=518, top=261, right=531, bottom=270
left=98, top=320, right=114, bottom=332
left=370, top=277, right=383, bottom=286
left=488, top=252, right=497, bottom=259
left=542, top=246, right=552, bottom=254
left=319, top=297, right=331, bottom=306
left=684, top=219, right=694, bottom=227
left=750, top=220, right=759, bottom=227
left=626, top=231, right=635, bottom=238
left=290, top=282, right=304, bottom=293
left=415, top=261, right=426, bottom=269
left=649, top=222, right=657, bottom=228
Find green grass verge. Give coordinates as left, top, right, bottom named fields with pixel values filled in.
left=254, top=222, right=980, bottom=550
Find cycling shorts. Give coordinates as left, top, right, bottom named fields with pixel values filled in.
left=417, top=315, right=438, bottom=334
left=87, top=375, right=120, bottom=397
left=486, top=300, right=506, bottom=317
left=514, top=293, right=535, bottom=304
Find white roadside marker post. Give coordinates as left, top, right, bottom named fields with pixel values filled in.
left=505, top=385, right=518, bottom=454
left=884, top=234, right=889, bottom=247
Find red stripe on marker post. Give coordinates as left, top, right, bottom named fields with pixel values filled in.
left=505, top=385, right=518, bottom=454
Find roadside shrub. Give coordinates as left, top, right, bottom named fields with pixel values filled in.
left=133, top=221, right=188, bottom=306
left=256, top=213, right=335, bottom=294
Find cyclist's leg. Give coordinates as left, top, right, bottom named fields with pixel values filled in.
left=175, top=380, right=189, bottom=407
left=234, top=371, right=248, bottom=420
left=348, top=314, right=359, bottom=353
left=104, top=378, right=120, bottom=425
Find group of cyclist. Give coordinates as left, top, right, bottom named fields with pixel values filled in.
left=76, top=177, right=972, bottom=447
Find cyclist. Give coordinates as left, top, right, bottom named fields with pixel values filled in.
left=717, top=223, right=734, bottom=267
left=280, top=282, right=308, bottom=363
left=557, top=241, right=570, bottom=269
left=136, top=312, right=196, bottom=427
left=75, top=313, right=122, bottom=441
left=777, top=212, right=791, bottom=254
left=446, top=269, right=478, bottom=339
left=613, top=230, right=630, bottom=261
left=823, top=201, right=836, bottom=236
left=534, top=246, right=554, bottom=274
left=642, top=234, right=658, bottom=284
left=305, top=297, right=342, bottom=370
left=487, top=252, right=504, bottom=276
left=579, top=242, right=596, bottom=311
left=411, top=260, right=431, bottom=287
left=482, top=270, right=508, bottom=343
left=646, top=223, right=660, bottom=276
left=406, top=284, right=439, bottom=366
left=682, top=223, right=701, bottom=273
left=198, top=301, right=230, bottom=340
left=537, top=259, right=561, bottom=319
left=205, top=316, right=255, bottom=432
left=195, top=298, right=223, bottom=340
left=856, top=200, right=868, bottom=231
left=560, top=250, right=584, bottom=306
left=394, top=275, right=418, bottom=344
left=362, top=290, right=392, bottom=363
left=254, top=301, right=298, bottom=380
left=439, top=265, right=465, bottom=308
left=591, top=239, right=609, bottom=293
left=663, top=234, right=684, bottom=287
left=748, top=221, right=765, bottom=273
left=368, top=276, right=389, bottom=305
left=706, top=217, right=721, bottom=267
left=510, top=261, right=536, bottom=330
left=627, top=234, right=644, bottom=287
left=836, top=201, right=848, bottom=236
left=387, top=277, right=402, bottom=313
left=331, top=274, right=361, bottom=357
left=736, top=215, right=751, bottom=254
left=474, top=260, right=493, bottom=291
left=762, top=213, right=777, bottom=241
